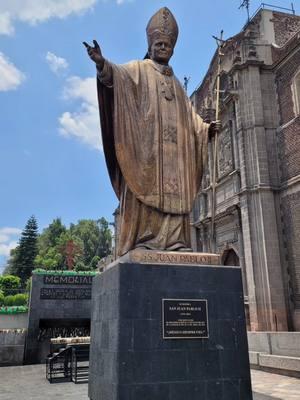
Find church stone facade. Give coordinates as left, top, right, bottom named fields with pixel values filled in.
left=191, top=9, right=300, bottom=332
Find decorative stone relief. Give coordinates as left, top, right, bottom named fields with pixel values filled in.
left=202, top=162, right=210, bottom=189
left=199, top=193, right=208, bottom=220
left=218, top=125, right=234, bottom=179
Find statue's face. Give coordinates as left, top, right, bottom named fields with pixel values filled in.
left=150, top=37, right=173, bottom=64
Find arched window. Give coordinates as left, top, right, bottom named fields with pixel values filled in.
left=292, top=69, right=300, bottom=116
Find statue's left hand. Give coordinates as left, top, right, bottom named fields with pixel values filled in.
left=208, top=120, right=222, bottom=139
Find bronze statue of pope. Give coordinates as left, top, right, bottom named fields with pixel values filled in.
left=84, top=7, right=217, bottom=256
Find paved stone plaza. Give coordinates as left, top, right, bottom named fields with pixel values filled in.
left=0, top=364, right=87, bottom=400
left=251, top=369, right=300, bottom=400
left=1, top=365, right=300, bottom=399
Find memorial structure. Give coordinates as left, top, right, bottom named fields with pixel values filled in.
left=24, top=271, right=94, bottom=364
left=84, top=7, right=252, bottom=400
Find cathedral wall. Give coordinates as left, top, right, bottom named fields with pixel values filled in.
left=277, top=118, right=300, bottom=182
left=272, top=12, right=300, bottom=48
left=275, top=43, right=300, bottom=330
left=280, top=189, right=300, bottom=306
left=191, top=9, right=300, bottom=331
left=276, top=49, right=300, bottom=126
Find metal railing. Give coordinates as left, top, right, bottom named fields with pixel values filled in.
left=251, top=2, right=296, bottom=20
left=46, top=346, right=73, bottom=383
left=46, top=343, right=90, bottom=384
left=71, top=344, right=90, bottom=384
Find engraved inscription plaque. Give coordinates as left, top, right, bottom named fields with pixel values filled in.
left=162, top=299, right=209, bottom=339
left=40, top=287, right=91, bottom=300
left=127, top=249, right=221, bottom=266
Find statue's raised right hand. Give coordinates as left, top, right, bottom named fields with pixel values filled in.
left=83, top=40, right=104, bottom=68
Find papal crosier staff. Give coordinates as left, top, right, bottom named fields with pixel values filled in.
left=84, top=7, right=219, bottom=256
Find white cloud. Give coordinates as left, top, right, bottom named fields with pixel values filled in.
left=59, top=76, right=101, bottom=150
left=46, top=51, right=68, bottom=74
left=0, top=241, right=18, bottom=257
left=0, top=0, right=96, bottom=35
left=0, top=12, right=14, bottom=35
left=0, top=0, right=130, bottom=36
left=63, top=76, right=97, bottom=105
left=0, top=227, right=22, bottom=236
left=116, top=0, right=133, bottom=4
left=0, top=52, right=25, bottom=91
left=0, top=227, right=21, bottom=258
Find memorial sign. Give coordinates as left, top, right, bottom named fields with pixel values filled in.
left=162, top=299, right=209, bottom=339
left=43, top=275, right=93, bottom=285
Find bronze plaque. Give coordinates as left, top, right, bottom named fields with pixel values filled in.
left=162, top=299, right=209, bottom=339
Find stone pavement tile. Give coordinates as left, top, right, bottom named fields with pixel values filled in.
left=0, top=364, right=88, bottom=400
left=251, top=369, right=300, bottom=400
left=1, top=364, right=300, bottom=400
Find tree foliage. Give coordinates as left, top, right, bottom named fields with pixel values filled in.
left=0, top=275, right=21, bottom=296
left=7, top=216, right=38, bottom=284
left=37, top=218, right=66, bottom=251
left=5, top=216, right=112, bottom=277
left=0, top=292, right=4, bottom=306
left=3, top=293, right=28, bottom=306
left=34, top=217, right=112, bottom=271
left=97, top=217, right=112, bottom=260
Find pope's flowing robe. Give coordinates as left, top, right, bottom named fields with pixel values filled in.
left=97, top=59, right=209, bottom=255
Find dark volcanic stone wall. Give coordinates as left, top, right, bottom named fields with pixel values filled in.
left=24, top=273, right=93, bottom=364
left=89, top=262, right=252, bottom=400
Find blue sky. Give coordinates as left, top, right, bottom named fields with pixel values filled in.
left=0, top=0, right=297, bottom=271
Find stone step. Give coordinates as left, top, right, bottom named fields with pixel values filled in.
left=259, top=353, right=300, bottom=372
left=248, top=332, right=300, bottom=358
left=250, top=351, right=300, bottom=376
left=253, top=393, right=279, bottom=400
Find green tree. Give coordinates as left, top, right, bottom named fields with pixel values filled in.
left=0, top=291, right=4, bottom=306
left=4, top=247, right=19, bottom=275
left=69, top=218, right=112, bottom=264
left=97, top=218, right=112, bottom=259
left=0, top=275, right=21, bottom=296
left=8, top=216, right=39, bottom=284
left=37, top=218, right=66, bottom=253
left=33, top=217, right=112, bottom=271
left=34, top=218, right=67, bottom=270
left=70, top=220, right=103, bottom=265
left=57, top=232, right=84, bottom=270
left=25, top=277, right=32, bottom=294
left=89, top=255, right=101, bottom=270
left=35, top=247, right=63, bottom=270
left=35, top=230, right=84, bottom=271
left=74, top=261, right=90, bottom=272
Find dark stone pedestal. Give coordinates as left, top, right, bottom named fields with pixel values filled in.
left=88, top=256, right=252, bottom=400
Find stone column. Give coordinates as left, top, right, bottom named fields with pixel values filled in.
left=234, top=65, right=288, bottom=331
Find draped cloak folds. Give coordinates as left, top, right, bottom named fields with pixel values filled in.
left=97, top=59, right=209, bottom=255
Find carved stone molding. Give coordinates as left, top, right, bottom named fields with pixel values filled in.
left=218, top=125, right=234, bottom=179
